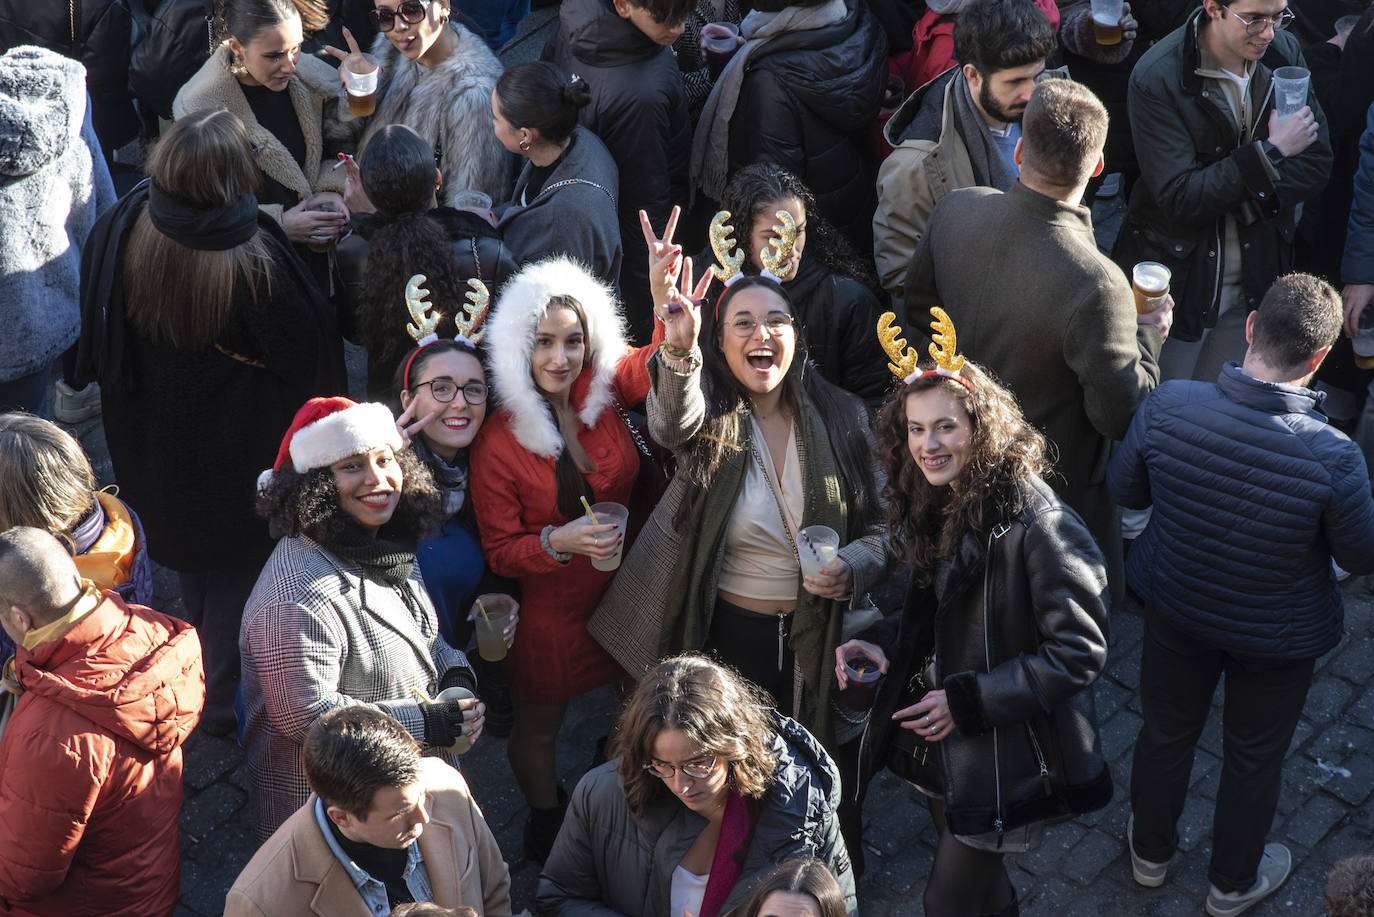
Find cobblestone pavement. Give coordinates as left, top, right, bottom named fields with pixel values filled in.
left=66, top=18, right=1374, bottom=912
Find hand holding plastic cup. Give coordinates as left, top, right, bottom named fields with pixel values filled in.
left=587, top=501, right=629, bottom=571
left=841, top=648, right=884, bottom=707
left=701, top=22, right=741, bottom=80
left=344, top=56, right=379, bottom=116
left=1272, top=66, right=1310, bottom=120
left=1090, top=0, right=1125, bottom=45
left=415, top=686, right=474, bottom=754
left=1132, top=261, right=1171, bottom=315
left=796, top=525, right=840, bottom=581
left=473, top=596, right=515, bottom=662
left=452, top=189, right=496, bottom=227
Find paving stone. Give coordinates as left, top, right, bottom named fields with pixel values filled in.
left=1286, top=716, right=1316, bottom=758
left=1009, top=821, right=1086, bottom=876
left=1093, top=677, right=1131, bottom=722
left=1283, top=792, right=1349, bottom=848
left=179, top=845, right=249, bottom=916
left=179, top=782, right=246, bottom=841
left=1059, top=828, right=1123, bottom=885
left=1345, top=682, right=1374, bottom=724
left=1322, top=754, right=1374, bottom=806
left=181, top=733, right=243, bottom=790
left=1098, top=708, right=1143, bottom=762
left=1302, top=721, right=1374, bottom=766
left=1325, top=636, right=1374, bottom=684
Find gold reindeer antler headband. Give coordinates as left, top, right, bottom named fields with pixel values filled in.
left=709, top=211, right=745, bottom=285
left=457, top=277, right=490, bottom=345
left=401, top=273, right=491, bottom=388
left=405, top=275, right=440, bottom=344
left=760, top=210, right=797, bottom=281
left=876, top=307, right=972, bottom=389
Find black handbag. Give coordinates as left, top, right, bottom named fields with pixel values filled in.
left=612, top=401, right=669, bottom=548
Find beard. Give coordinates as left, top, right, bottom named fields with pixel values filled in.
left=978, top=78, right=1026, bottom=125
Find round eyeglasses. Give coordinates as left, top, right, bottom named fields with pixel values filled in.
left=726, top=312, right=795, bottom=338
left=642, top=756, right=718, bottom=780
left=1220, top=5, right=1294, bottom=36
left=411, top=378, right=489, bottom=405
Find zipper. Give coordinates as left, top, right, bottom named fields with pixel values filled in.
left=69, top=0, right=76, bottom=43
left=1026, top=723, right=1051, bottom=793
left=983, top=525, right=1008, bottom=839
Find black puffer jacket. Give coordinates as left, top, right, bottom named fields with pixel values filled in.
left=537, top=711, right=857, bottom=916
left=544, top=0, right=690, bottom=334
left=727, top=0, right=885, bottom=252
left=785, top=255, right=890, bottom=407
left=0, top=0, right=137, bottom=150
left=861, top=475, right=1112, bottom=838
left=1113, top=8, right=1332, bottom=341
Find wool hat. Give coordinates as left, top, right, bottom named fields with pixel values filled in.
left=273, top=396, right=403, bottom=474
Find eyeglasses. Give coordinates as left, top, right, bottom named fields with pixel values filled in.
left=726, top=312, right=795, bottom=338
left=1220, top=5, right=1294, bottom=35
left=642, top=756, right=718, bottom=780
left=371, top=0, right=429, bottom=32
left=411, top=378, right=488, bottom=405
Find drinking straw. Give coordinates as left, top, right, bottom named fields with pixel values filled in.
left=580, top=496, right=598, bottom=524
left=798, top=529, right=821, bottom=561
left=476, top=596, right=491, bottom=625
left=412, top=686, right=434, bottom=704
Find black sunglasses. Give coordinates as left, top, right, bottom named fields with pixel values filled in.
left=371, top=0, right=430, bottom=32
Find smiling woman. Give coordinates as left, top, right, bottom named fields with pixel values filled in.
left=241, top=396, right=486, bottom=841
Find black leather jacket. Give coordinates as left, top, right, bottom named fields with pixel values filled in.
left=861, top=475, right=1112, bottom=837
left=1113, top=8, right=1332, bottom=341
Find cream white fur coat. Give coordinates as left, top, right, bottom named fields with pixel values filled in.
left=361, top=23, right=512, bottom=205
left=484, top=257, right=628, bottom=459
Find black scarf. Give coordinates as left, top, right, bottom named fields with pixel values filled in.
left=147, top=180, right=260, bottom=251
left=326, top=524, right=418, bottom=588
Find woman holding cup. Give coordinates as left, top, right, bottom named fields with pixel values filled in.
left=837, top=309, right=1110, bottom=915
left=592, top=208, right=887, bottom=754
left=468, top=255, right=664, bottom=861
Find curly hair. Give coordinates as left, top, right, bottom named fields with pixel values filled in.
left=1327, top=854, right=1374, bottom=917
left=256, top=446, right=444, bottom=545
left=718, top=163, right=880, bottom=295
left=610, top=655, right=781, bottom=820
left=874, top=361, right=1049, bottom=581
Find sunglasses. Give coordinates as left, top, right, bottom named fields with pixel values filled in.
left=371, top=0, right=430, bottom=32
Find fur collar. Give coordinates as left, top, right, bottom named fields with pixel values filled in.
left=484, top=257, right=627, bottom=458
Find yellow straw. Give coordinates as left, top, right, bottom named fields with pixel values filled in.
left=476, top=596, right=491, bottom=625
left=857, top=667, right=866, bottom=677
left=580, top=496, right=598, bottom=524
left=412, top=686, right=434, bottom=704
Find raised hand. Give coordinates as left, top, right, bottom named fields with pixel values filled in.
left=655, top=253, right=713, bottom=353
left=640, top=205, right=684, bottom=309
left=323, top=27, right=373, bottom=89
left=395, top=396, right=437, bottom=444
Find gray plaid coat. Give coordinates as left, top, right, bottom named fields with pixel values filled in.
left=240, top=535, right=470, bottom=840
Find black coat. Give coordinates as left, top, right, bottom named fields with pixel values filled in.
left=80, top=184, right=347, bottom=572
left=861, top=476, right=1113, bottom=837
left=544, top=0, right=690, bottom=335
left=0, top=0, right=137, bottom=150
left=785, top=255, right=891, bottom=406
left=1113, top=9, right=1333, bottom=341
left=727, top=0, right=886, bottom=252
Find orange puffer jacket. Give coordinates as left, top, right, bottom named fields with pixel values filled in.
left=0, top=590, right=204, bottom=916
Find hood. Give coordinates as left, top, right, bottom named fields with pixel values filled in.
left=0, top=46, right=86, bottom=178
left=885, top=65, right=957, bottom=147
left=560, top=0, right=664, bottom=67
left=767, top=710, right=842, bottom=813
left=17, top=592, right=205, bottom=755
left=749, top=0, right=886, bottom=134
left=484, top=256, right=628, bottom=458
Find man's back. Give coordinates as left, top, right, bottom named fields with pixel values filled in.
left=0, top=591, right=203, bottom=917
left=1109, top=367, right=1374, bottom=659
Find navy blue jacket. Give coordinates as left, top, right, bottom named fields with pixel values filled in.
left=1343, top=100, right=1374, bottom=285
left=1108, top=363, right=1374, bottom=660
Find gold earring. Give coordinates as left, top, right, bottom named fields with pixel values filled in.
left=229, top=49, right=247, bottom=76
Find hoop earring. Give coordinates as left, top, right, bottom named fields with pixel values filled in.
left=519, top=137, right=532, bottom=152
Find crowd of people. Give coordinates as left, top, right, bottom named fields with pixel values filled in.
left=2, top=0, right=1374, bottom=915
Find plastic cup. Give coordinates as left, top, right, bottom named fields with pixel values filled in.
left=796, top=525, right=840, bottom=581
left=430, top=686, right=474, bottom=754
left=588, top=501, right=629, bottom=572
left=1132, top=262, right=1171, bottom=315
left=1272, top=66, right=1310, bottom=120
left=474, top=605, right=512, bottom=662
left=344, top=60, right=379, bottom=117
left=1090, top=0, right=1124, bottom=45
left=702, top=22, right=740, bottom=80
left=841, top=650, right=884, bottom=708
left=303, top=194, right=341, bottom=254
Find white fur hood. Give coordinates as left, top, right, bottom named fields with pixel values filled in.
left=484, top=257, right=627, bottom=459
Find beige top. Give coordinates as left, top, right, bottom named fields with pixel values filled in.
left=717, top=419, right=803, bottom=601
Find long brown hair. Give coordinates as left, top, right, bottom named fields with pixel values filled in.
left=611, top=654, right=780, bottom=820
left=123, top=108, right=274, bottom=349
left=874, top=361, right=1049, bottom=582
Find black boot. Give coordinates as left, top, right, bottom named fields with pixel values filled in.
left=471, top=656, right=513, bottom=738
left=523, top=786, right=569, bottom=864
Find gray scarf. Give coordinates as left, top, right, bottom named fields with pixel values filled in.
left=949, top=69, right=1018, bottom=193
left=690, top=0, right=848, bottom=202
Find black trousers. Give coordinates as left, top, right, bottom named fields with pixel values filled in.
left=704, top=597, right=795, bottom=716
left=1130, top=614, right=1314, bottom=894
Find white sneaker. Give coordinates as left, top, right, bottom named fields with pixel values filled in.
left=1205, top=843, right=1292, bottom=916
left=52, top=380, right=101, bottom=424
left=1127, top=814, right=1168, bottom=887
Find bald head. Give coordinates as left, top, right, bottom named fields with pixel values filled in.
left=0, top=527, right=83, bottom=627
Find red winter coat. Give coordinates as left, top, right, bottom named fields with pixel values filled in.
left=0, top=590, right=204, bottom=917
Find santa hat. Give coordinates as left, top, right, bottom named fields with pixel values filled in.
left=272, top=396, right=403, bottom=475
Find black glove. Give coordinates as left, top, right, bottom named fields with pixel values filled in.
left=421, top=697, right=469, bottom=748
left=439, top=665, right=477, bottom=694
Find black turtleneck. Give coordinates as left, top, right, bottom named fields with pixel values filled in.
left=325, top=813, right=416, bottom=908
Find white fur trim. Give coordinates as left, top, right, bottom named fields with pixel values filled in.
left=484, top=257, right=627, bottom=459
left=289, top=402, right=404, bottom=472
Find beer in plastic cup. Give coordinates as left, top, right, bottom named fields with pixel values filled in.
left=474, top=604, right=512, bottom=662
left=588, top=502, right=629, bottom=572
left=430, top=686, right=474, bottom=754
left=1272, top=66, right=1310, bottom=120
left=796, top=525, right=840, bottom=581
left=1132, top=261, right=1171, bottom=315
left=344, top=61, right=379, bottom=117
left=1090, top=0, right=1124, bottom=44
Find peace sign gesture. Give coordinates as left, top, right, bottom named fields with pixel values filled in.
left=640, top=205, right=686, bottom=309
left=323, top=28, right=376, bottom=91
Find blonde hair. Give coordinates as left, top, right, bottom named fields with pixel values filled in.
left=0, top=413, right=97, bottom=535
left=124, top=108, right=273, bottom=348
